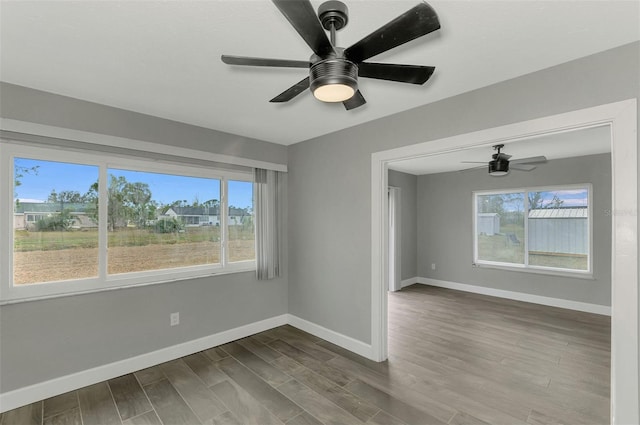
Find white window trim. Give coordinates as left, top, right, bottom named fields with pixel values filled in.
left=1, top=140, right=256, bottom=304
left=472, top=183, right=593, bottom=277
left=1, top=118, right=287, bottom=172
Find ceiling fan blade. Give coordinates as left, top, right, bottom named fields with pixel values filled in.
left=358, top=62, right=435, bottom=85
left=511, top=156, right=547, bottom=164
left=460, top=161, right=487, bottom=164
left=458, top=165, right=487, bottom=172
left=272, top=0, right=335, bottom=57
left=222, top=55, right=309, bottom=68
left=270, top=76, right=310, bottom=103
left=343, top=90, right=366, bottom=110
left=344, top=2, right=440, bottom=63
left=510, top=163, right=537, bottom=171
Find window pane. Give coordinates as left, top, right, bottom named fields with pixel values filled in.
left=227, top=180, right=255, bottom=262
left=528, top=189, right=589, bottom=270
left=13, top=158, right=99, bottom=284
left=476, top=193, right=525, bottom=264
left=107, top=169, right=220, bottom=274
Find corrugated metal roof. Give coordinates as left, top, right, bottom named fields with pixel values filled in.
left=529, top=208, right=587, bottom=218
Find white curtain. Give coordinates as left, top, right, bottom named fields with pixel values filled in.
left=254, top=168, right=280, bottom=280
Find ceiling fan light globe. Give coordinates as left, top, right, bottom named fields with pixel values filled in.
left=490, top=170, right=509, bottom=176
left=313, top=83, right=355, bottom=102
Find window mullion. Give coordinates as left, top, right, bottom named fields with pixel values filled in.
left=524, top=191, right=529, bottom=267
left=221, top=179, right=228, bottom=268
left=472, top=193, right=478, bottom=265
left=99, top=164, right=108, bottom=278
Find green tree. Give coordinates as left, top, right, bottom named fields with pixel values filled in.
left=36, top=209, right=74, bottom=231
left=84, top=181, right=99, bottom=225
left=82, top=178, right=156, bottom=229
left=122, top=181, right=153, bottom=228
left=14, top=164, right=40, bottom=208
left=48, top=190, right=84, bottom=203
left=528, top=192, right=564, bottom=209
left=154, top=217, right=183, bottom=233
left=478, top=194, right=506, bottom=215
left=107, top=175, right=128, bottom=231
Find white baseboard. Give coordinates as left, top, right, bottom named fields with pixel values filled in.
left=6, top=279, right=606, bottom=413
left=0, top=314, right=288, bottom=413
left=400, top=277, right=419, bottom=288
left=417, top=277, right=611, bottom=316
left=0, top=313, right=375, bottom=413
left=287, top=314, right=374, bottom=360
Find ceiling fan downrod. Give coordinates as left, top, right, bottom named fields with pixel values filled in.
left=318, top=0, right=349, bottom=46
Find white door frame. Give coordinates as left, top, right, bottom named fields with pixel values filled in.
left=388, top=186, right=402, bottom=292
left=371, top=99, right=638, bottom=425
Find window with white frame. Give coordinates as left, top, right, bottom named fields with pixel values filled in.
left=2, top=142, right=255, bottom=302
left=473, top=185, right=592, bottom=274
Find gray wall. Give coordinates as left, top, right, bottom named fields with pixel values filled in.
left=0, top=84, right=289, bottom=393
left=417, top=153, right=612, bottom=306
left=287, top=41, right=639, bottom=345
left=388, top=169, right=417, bottom=281
left=0, top=82, right=287, bottom=166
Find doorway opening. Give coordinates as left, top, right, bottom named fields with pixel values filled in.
left=371, top=99, right=638, bottom=423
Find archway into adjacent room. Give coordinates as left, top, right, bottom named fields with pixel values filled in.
left=371, top=99, right=637, bottom=424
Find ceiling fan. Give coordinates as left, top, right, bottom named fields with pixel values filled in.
left=462, top=144, right=548, bottom=176
left=221, top=0, right=440, bottom=110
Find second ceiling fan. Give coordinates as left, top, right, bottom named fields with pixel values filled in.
left=462, top=144, right=548, bottom=176
left=221, top=0, right=441, bottom=110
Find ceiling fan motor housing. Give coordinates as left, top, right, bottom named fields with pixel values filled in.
left=488, top=157, right=510, bottom=175
left=310, top=59, right=358, bottom=100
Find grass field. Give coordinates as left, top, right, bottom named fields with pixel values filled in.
left=13, top=227, right=255, bottom=285
left=13, top=226, right=251, bottom=251
left=477, top=223, right=525, bottom=264
left=478, top=223, right=588, bottom=270
left=529, top=252, right=588, bottom=270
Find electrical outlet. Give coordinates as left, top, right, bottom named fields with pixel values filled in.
left=431, top=263, right=436, bottom=270
left=170, top=312, right=180, bottom=326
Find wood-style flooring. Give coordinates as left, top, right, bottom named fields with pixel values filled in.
left=0, top=285, right=611, bottom=424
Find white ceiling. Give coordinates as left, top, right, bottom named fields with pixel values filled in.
left=388, top=124, right=612, bottom=175
left=1, top=1, right=638, bottom=146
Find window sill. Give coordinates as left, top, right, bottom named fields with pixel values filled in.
left=0, top=264, right=257, bottom=305
left=472, top=262, right=595, bottom=280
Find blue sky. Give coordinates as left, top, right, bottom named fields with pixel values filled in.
left=483, top=189, right=588, bottom=212
left=14, top=158, right=253, bottom=208
left=540, top=189, right=588, bottom=207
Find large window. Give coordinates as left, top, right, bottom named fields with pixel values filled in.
left=473, top=185, right=592, bottom=275
left=2, top=142, right=255, bottom=302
